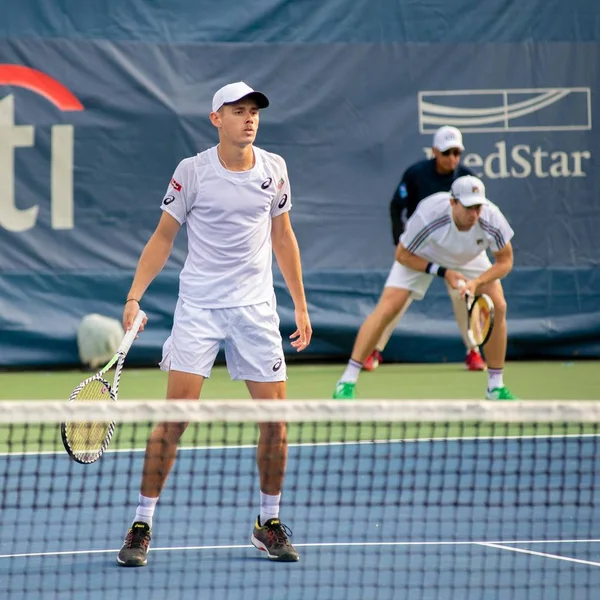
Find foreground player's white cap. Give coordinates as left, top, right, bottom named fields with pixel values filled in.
left=211, top=82, right=269, bottom=113
left=450, top=175, right=489, bottom=207
left=433, top=125, right=465, bottom=152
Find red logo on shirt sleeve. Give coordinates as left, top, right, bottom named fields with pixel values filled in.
left=170, top=178, right=182, bottom=192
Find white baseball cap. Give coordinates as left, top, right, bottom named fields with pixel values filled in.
left=450, top=175, right=489, bottom=207
left=211, top=81, right=269, bottom=113
left=433, top=125, right=465, bottom=152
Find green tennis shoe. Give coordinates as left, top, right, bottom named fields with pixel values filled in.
left=333, top=381, right=356, bottom=400
left=486, top=386, right=518, bottom=400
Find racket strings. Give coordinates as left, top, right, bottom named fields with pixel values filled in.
left=470, top=298, right=492, bottom=345
left=64, top=379, right=115, bottom=460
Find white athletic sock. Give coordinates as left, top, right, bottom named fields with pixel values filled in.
left=488, top=368, right=504, bottom=391
left=260, top=492, right=281, bottom=525
left=340, top=359, right=362, bottom=384
left=134, top=494, right=159, bottom=529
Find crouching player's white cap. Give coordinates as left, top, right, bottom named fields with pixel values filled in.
left=211, top=81, right=270, bottom=113
left=450, top=175, right=489, bottom=207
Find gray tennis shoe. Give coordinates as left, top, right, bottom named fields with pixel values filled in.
left=117, top=521, right=151, bottom=567
left=251, top=516, right=299, bottom=562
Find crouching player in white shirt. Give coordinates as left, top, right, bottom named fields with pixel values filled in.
left=117, top=82, right=312, bottom=567
left=333, top=175, right=517, bottom=401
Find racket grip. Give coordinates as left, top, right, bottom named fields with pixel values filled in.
left=118, top=310, right=146, bottom=356
left=456, top=279, right=471, bottom=298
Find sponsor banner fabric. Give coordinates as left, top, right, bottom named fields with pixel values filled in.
left=0, top=39, right=598, bottom=364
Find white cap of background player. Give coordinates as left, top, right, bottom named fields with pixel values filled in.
left=450, top=175, right=489, bottom=207
left=433, top=125, right=465, bottom=152
left=211, top=82, right=270, bottom=113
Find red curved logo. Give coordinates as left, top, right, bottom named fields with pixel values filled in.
left=0, top=64, right=83, bottom=111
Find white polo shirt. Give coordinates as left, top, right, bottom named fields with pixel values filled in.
left=160, top=145, right=291, bottom=308
left=400, top=192, right=514, bottom=268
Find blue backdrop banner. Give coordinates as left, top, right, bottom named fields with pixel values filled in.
left=0, top=2, right=598, bottom=366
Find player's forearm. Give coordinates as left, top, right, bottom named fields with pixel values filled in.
left=273, top=230, right=308, bottom=311
left=474, top=259, right=513, bottom=287
left=127, top=232, right=174, bottom=301
left=395, top=245, right=430, bottom=273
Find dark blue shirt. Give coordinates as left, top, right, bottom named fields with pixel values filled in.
left=390, top=158, right=474, bottom=244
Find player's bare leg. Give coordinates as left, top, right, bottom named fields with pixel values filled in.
left=446, top=282, right=487, bottom=371
left=334, top=287, right=411, bottom=399
left=352, top=287, right=412, bottom=364
left=365, top=297, right=413, bottom=371
left=118, top=370, right=204, bottom=567
left=475, top=281, right=516, bottom=400
left=141, top=370, right=205, bottom=497
left=246, top=380, right=298, bottom=561
left=245, top=380, right=287, bottom=496
left=476, top=280, right=507, bottom=369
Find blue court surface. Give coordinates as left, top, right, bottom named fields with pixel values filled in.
left=1, top=435, right=600, bottom=600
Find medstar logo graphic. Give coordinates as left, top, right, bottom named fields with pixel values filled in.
left=418, top=87, right=592, bottom=179
left=0, top=64, right=84, bottom=233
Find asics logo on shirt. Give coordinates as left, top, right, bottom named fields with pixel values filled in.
left=163, top=195, right=175, bottom=205
left=278, top=194, right=288, bottom=209
left=261, top=178, right=272, bottom=189
left=272, top=358, right=283, bottom=372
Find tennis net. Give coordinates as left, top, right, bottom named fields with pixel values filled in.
left=1, top=399, right=600, bottom=600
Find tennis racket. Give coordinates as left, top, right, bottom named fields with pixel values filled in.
left=61, top=310, right=146, bottom=464
left=465, top=291, right=495, bottom=348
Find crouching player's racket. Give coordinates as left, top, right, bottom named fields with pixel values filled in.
left=61, top=310, right=146, bottom=464
left=465, top=291, right=495, bottom=348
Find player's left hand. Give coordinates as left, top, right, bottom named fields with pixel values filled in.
left=290, top=308, right=312, bottom=352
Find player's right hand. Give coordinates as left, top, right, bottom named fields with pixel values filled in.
left=444, top=269, right=468, bottom=292
left=459, top=278, right=479, bottom=298
left=123, top=300, right=147, bottom=334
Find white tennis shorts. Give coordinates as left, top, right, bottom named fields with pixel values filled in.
left=159, top=295, right=286, bottom=382
left=385, top=253, right=493, bottom=300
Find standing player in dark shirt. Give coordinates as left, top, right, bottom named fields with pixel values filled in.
left=363, top=126, right=487, bottom=372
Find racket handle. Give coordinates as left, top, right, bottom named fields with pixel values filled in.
left=118, top=310, right=146, bottom=356
left=456, top=279, right=471, bottom=298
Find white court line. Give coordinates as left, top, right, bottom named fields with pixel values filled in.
left=2, top=539, right=600, bottom=560
left=2, top=432, right=599, bottom=458
left=477, top=542, right=600, bottom=568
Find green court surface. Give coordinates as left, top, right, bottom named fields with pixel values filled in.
left=1, top=360, right=598, bottom=401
